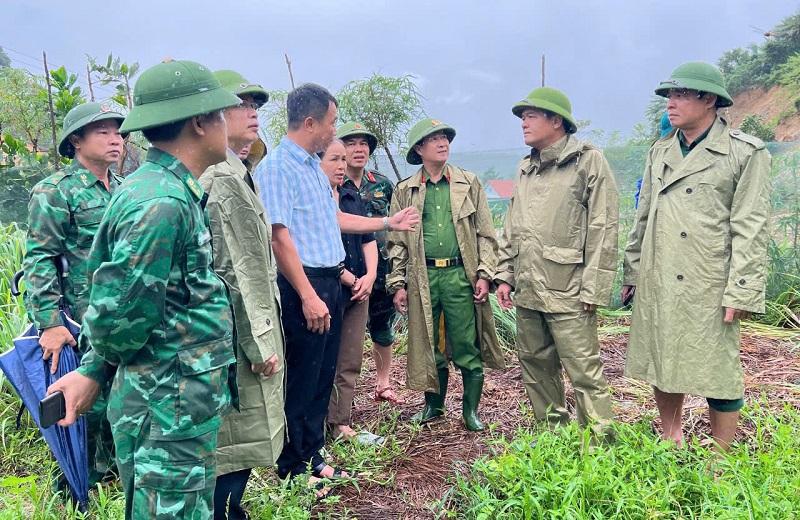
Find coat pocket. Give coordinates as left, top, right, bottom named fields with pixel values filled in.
left=541, top=245, right=583, bottom=292
left=170, top=340, right=235, bottom=433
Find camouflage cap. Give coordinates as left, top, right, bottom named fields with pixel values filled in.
left=214, top=69, right=269, bottom=107
left=337, top=121, right=378, bottom=155
left=511, top=87, right=577, bottom=134
left=654, top=61, right=733, bottom=107
left=406, top=118, right=456, bottom=165
left=58, top=102, right=127, bottom=158
left=120, top=59, right=241, bottom=133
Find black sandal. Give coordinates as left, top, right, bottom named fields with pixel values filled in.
left=311, top=463, right=349, bottom=479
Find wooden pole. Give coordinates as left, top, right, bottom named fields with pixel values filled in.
left=42, top=51, right=60, bottom=165
left=285, top=53, right=295, bottom=89
left=86, top=64, right=95, bottom=101
left=541, top=54, right=545, bottom=87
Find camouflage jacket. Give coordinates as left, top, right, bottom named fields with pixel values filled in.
left=76, top=147, right=236, bottom=441
left=342, top=169, right=394, bottom=283
left=23, top=161, right=122, bottom=329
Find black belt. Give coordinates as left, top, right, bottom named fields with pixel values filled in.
left=425, top=257, right=463, bottom=268
left=302, top=263, right=344, bottom=278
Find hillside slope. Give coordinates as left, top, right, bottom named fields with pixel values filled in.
left=727, top=85, right=800, bottom=141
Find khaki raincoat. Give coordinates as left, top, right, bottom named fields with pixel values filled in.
left=199, top=151, right=286, bottom=474
left=386, top=165, right=504, bottom=393
left=496, top=135, right=619, bottom=312
left=623, top=117, right=772, bottom=399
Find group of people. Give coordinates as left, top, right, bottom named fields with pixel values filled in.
left=21, top=57, right=770, bottom=519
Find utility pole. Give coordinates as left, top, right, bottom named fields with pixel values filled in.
left=541, top=54, right=546, bottom=87
left=42, top=51, right=60, bottom=165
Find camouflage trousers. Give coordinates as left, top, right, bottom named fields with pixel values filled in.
left=114, top=415, right=219, bottom=520
left=515, top=307, right=614, bottom=439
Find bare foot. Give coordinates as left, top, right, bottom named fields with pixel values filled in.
left=315, top=464, right=351, bottom=479
left=660, top=433, right=685, bottom=449
left=331, top=424, right=358, bottom=440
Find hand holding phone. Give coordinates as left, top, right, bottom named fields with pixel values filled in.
left=39, top=391, right=66, bottom=429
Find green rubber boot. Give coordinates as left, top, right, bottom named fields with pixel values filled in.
left=411, top=368, right=449, bottom=423
left=461, top=369, right=485, bottom=432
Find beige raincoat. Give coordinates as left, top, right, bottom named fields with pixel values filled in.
left=386, top=165, right=504, bottom=393
left=495, top=135, right=619, bottom=311
left=623, top=117, right=772, bottom=399
left=199, top=151, right=286, bottom=474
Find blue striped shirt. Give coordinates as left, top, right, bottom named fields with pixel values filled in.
left=254, top=136, right=345, bottom=267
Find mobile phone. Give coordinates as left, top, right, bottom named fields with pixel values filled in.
left=39, top=391, right=66, bottom=429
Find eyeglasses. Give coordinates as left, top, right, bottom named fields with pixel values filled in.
left=662, top=87, right=702, bottom=101
left=234, top=100, right=262, bottom=111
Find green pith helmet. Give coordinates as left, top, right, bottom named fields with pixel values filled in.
left=214, top=69, right=269, bottom=106
left=405, top=118, right=456, bottom=165
left=120, top=59, right=241, bottom=133
left=511, top=87, right=577, bottom=134
left=337, top=121, right=378, bottom=155
left=58, top=102, right=127, bottom=158
left=654, top=61, right=733, bottom=107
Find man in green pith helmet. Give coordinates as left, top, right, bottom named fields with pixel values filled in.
left=336, top=121, right=405, bottom=407
left=198, top=69, right=285, bottom=520
left=24, top=102, right=126, bottom=491
left=47, top=58, right=240, bottom=519
left=386, top=118, right=504, bottom=432
left=623, top=62, right=772, bottom=452
left=495, top=87, right=619, bottom=443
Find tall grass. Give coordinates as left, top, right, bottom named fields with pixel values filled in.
left=446, top=400, right=800, bottom=519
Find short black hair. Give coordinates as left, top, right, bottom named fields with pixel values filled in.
left=142, top=111, right=222, bottom=143
left=287, top=83, right=337, bottom=131
left=63, top=128, right=85, bottom=159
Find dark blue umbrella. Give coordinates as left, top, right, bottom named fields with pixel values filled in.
left=0, top=259, right=89, bottom=507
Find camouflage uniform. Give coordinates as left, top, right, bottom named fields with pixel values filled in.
left=342, top=170, right=398, bottom=345
left=23, top=160, right=120, bottom=486
left=77, top=148, right=237, bottom=519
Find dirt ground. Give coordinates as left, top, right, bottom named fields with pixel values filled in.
left=319, top=332, right=800, bottom=519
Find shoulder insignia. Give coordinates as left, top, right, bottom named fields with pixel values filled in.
left=730, top=129, right=765, bottom=150
left=186, top=177, right=203, bottom=198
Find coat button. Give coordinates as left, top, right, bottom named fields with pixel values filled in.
left=677, top=274, right=684, bottom=281
left=680, top=231, right=687, bottom=238
left=686, top=188, right=693, bottom=194
left=265, top=318, right=271, bottom=326
left=738, top=279, right=746, bottom=286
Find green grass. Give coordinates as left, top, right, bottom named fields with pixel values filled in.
left=444, top=401, right=800, bottom=519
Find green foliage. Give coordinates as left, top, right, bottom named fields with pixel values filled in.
left=87, top=53, right=139, bottom=109
left=0, top=68, right=52, bottom=152
left=447, top=402, right=800, bottom=519
left=718, top=9, right=800, bottom=95
left=628, top=95, right=667, bottom=146
left=0, top=135, right=56, bottom=224
left=739, top=114, right=776, bottom=142
left=46, top=67, right=85, bottom=129
left=336, top=73, right=426, bottom=180
left=260, top=89, right=289, bottom=149
left=0, top=223, right=27, bottom=357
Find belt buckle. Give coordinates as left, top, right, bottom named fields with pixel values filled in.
left=435, top=258, right=448, bottom=268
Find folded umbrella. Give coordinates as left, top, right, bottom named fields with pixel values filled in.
left=0, top=258, right=89, bottom=507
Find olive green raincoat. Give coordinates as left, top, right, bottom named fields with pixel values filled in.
left=623, top=117, right=772, bottom=399
left=387, top=165, right=504, bottom=393
left=199, top=151, right=286, bottom=474
left=495, top=135, right=619, bottom=311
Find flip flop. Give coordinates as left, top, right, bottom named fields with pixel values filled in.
left=374, top=386, right=406, bottom=405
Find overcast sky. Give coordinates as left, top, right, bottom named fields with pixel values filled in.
left=3, top=1, right=795, bottom=151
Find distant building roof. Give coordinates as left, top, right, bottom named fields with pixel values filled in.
left=485, top=180, right=515, bottom=199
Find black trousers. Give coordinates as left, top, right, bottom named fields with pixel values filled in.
left=276, top=273, right=343, bottom=478
left=213, top=468, right=251, bottom=520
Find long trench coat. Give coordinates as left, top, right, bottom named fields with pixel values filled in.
left=623, top=117, right=772, bottom=399
left=386, top=165, right=505, bottom=393
left=199, top=151, right=286, bottom=474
